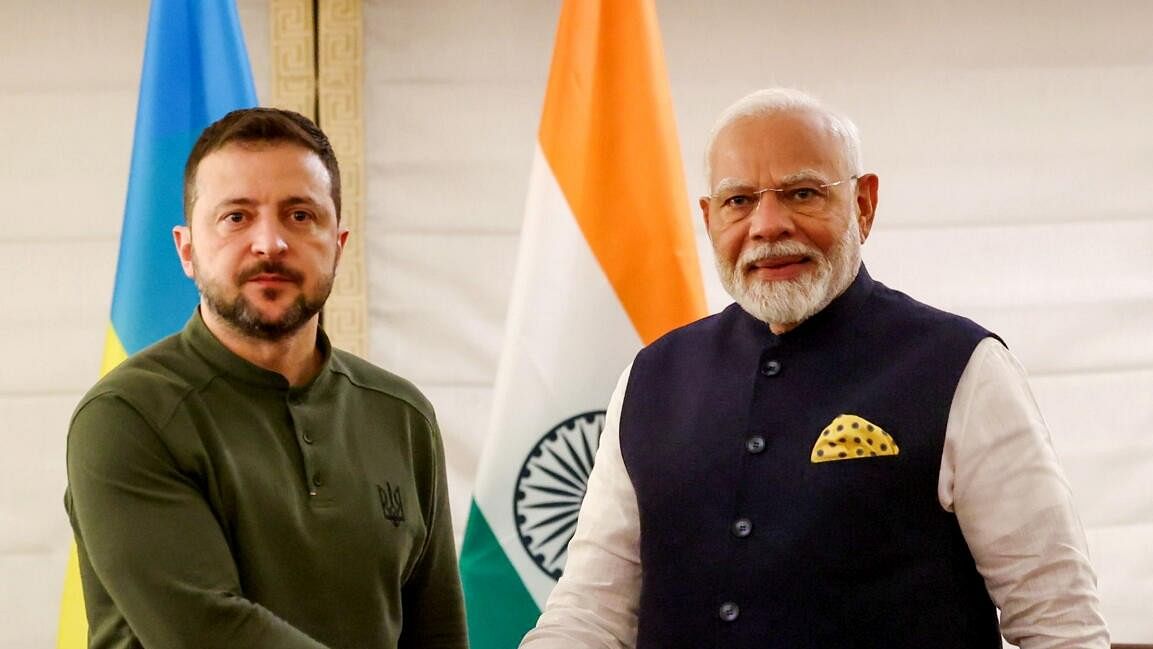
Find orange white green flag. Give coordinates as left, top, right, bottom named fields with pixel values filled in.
left=457, top=1, right=707, bottom=646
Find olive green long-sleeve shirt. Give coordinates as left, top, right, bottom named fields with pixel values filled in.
left=65, top=311, right=467, bottom=649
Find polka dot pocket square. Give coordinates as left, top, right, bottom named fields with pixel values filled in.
left=810, top=414, right=899, bottom=463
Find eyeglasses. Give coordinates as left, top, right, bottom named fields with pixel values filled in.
left=708, top=175, right=859, bottom=225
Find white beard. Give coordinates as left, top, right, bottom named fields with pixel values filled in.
left=716, top=216, right=862, bottom=328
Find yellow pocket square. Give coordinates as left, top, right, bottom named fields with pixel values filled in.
left=810, top=414, right=898, bottom=463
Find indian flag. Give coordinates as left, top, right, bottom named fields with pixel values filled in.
left=56, top=1, right=256, bottom=646
left=458, top=0, right=707, bottom=646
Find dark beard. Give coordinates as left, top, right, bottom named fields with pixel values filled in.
left=198, top=261, right=332, bottom=341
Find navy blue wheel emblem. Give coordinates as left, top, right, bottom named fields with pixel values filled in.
left=513, top=410, right=605, bottom=581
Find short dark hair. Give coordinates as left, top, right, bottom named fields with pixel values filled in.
left=183, top=107, right=342, bottom=221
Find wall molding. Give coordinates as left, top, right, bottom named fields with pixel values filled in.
left=271, top=0, right=368, bottom=357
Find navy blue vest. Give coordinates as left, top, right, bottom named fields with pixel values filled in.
left=619, top=266, right=1002, bottom=648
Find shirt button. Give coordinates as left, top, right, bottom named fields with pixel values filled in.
left=760, top=360, right=781, bottom=376
left=719, top=601, right=740, bottom=622
left=731, top=518, right=753, bottom=538
left=745, top=436, right=765, bottom=454
left=302, top=431, right=314, bottom=444
left=312, top=475, right=323, bottom=487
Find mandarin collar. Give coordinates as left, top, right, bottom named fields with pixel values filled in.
left=182, top=308, right=333, bottom=392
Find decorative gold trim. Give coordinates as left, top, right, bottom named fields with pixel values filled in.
left=269, top=0, right=316, bottom=120
left=270, top=0, right=367, bottom=355
left=317, top=0, right=368, bottom=357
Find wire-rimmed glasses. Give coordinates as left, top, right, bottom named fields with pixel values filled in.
left=708, top=175, right=859, bottom=225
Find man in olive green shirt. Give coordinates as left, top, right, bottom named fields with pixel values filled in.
left=65, top=108, right=467, bottom=649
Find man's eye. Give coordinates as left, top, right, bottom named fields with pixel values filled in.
left=723, top=194, right=752, bottom=208
left=224, top=212, right=246, bottom=224
left=784, top=186, right=821, bottom=202
left=290, top=210, right=312, bottom=222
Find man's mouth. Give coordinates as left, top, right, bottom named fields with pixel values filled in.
left=239, top=263, right=303, bottom=285
left=248, top=273, right=294, bottom=284
left=745, top=255, right=811, bottom=281
left=750, top=255, right=809, bottom=270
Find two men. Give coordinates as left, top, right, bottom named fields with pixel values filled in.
left=66, top=109, right=467, bottom=648
left=67, top=92, right=1106, bottom=648
left=522, top=89, right=1108, bottom=647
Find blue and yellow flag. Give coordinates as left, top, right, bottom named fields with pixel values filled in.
left=57, top=1, right=256, bottom=645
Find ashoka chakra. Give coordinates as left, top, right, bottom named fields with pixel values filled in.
left=513, top=411, right=605, bottom=581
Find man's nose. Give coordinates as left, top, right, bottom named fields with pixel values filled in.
left=250, top=216, right=288, bottom=256
left=747, top=191, right=796, bottom=241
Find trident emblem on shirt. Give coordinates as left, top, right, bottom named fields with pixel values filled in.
left=378, top=482, right=406, bottom=527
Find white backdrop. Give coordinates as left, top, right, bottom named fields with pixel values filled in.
left=1, top=1, right=1150, bottom=647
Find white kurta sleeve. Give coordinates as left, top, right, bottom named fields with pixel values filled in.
left=938, top=337, right=1109, bottom=648
left=520, top=366, right=641, bottom=649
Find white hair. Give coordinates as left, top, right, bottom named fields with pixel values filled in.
left=703, top=88, right=863, bottom=185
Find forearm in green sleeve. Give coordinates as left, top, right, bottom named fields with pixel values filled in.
left=67, top=395, right=331, bottom=649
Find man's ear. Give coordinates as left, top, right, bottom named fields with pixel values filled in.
left=173, top=225, right=195, bottom=279
left=334, top=227, right=350, bottom=268
left=700, top=196, right=712, bottom=231
left=855, top=173, right=879, bottom=242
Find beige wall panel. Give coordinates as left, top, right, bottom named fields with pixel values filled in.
left=0, top=395, right=85, bottom=647
left=865, top=220, right=1153, bottom=310
left=659, top=2, right=1153, bottom=86
left=0, top=93, right=137, bottom=241
left=363, top=82, right=542, bottom=233
left=960, top=303, right=1153, bottom=377
left=367, top=232, right=517, bottom=385
left=1, top=552, right=70, bottom=648
left=0, top=241, right=115, bottom=328
left=0, top=322, right=105, bottom=395
left=1033, top=371, right=1153, bottom=524
left=363, top=0, right=556, bottom=81
left=1087, top=525, right=1153, bottom=644
left=237, top=0, right=271, bottom=98
left=366, top=156, right=531, bottom=233
left=1, top=397, right=75, bottom=544
left=0, top=242, right=114, bottom=394
left=845, top=67, right=1153, bottom=228
left=0, top=1, right=147, bottom=89
left=363, top=82, right=543, bottom=168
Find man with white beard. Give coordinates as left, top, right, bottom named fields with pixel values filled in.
left=520, top=88, right=1108, bottom=649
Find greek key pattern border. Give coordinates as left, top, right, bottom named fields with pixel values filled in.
left=269, top=0, right=316, bottom=120
left=270, top=0, right=368, bottom=356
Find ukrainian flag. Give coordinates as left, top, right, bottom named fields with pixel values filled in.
left=57, top=1, right=256, bottom=645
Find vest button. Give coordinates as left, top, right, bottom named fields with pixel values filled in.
left=731, top=518, right=753, bottom=538
left=760, top=360, right=781, bottom=376
left=718, top=601, right=740, bottom=622
left=745, top=436, right=765, bottom=454
left=302, top=431, right=314, bottom=444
